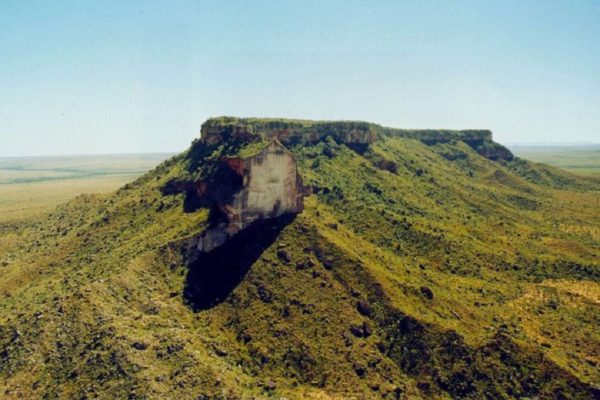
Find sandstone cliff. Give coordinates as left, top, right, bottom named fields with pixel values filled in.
left=200, top=117, right=378, bottom=147
left=182, top=139, right=305, bottom=252
left=200, top=117, right=513, bottom=161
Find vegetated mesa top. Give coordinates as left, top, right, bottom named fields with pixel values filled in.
left=200, top=116, right=496, bottom=150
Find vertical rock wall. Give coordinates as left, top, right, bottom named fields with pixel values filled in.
left=196, top=139, right=305, bottom=253
left=223, top=140, right=305, bottom=232
left=199, top=117, right=512, bottom=160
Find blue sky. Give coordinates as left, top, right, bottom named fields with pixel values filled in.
left=1, top=1, right=599, bottom=156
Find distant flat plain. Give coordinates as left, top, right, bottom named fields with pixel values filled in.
left=0, top=153, right=172, bottom=223
left=1, top=146, right=598, bottom=224
left=510, top=144, right=600, bottom=177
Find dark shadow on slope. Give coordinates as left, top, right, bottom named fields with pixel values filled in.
left=344, top=142, right=370, bottom=155
left=183, top=214, right=295, bottom=311
left=162, top=161, right=244, bottom=214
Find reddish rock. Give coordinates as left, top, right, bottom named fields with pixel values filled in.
left=196, top=140, right=306, bottom=252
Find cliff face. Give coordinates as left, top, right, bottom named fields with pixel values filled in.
left=200, top=117, right=513, bottom=160
left=194, top=140, right=305, bottom=252
left=200, top=117, right=378, bottom=147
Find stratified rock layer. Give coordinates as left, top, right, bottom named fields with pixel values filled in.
left=201, top=118, right=379, bottom=147
left=200, top=117, right=513, bottom=160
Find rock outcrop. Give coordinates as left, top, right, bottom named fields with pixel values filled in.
left=193, top=139, right=305, bottom=252
left=201, top=117, right=378, bottom=148
left=200, top=117, right=513, bottom=161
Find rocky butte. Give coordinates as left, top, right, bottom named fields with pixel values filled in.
left=170, top=117, right=513, bottom=254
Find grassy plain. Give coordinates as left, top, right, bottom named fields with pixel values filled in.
left=0, top=154, right=171, bottom=223
left=510, top=144, right=600, bottom=177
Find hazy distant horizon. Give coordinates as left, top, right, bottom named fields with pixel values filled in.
left=2, top=140, right=599, bottom=160
left=0, top=151, right=176, bottom=160
left=505, top=141, right=600, bottom=147
left=2, top=1, right=599, bottom=157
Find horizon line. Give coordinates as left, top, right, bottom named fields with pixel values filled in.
left=2, top=142, right=600, bottom=159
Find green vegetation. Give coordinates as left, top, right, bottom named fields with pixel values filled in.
left=0, top=123, right=598, bottom=399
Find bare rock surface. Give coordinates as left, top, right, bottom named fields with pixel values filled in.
left=195, top=140, right=306, bottom=252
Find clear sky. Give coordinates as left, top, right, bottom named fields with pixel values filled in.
left=1, top=0, right=599, bottom=156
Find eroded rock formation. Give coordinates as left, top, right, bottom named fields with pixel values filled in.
left=201, top=118, right=378, bottom=147
left=193, top=139, right=305, bottom=252
left=200, top=117, right=513, bottom=160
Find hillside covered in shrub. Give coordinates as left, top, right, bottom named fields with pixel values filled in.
left=0, top=118, right=598, bottom=399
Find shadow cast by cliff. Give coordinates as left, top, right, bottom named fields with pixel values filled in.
left=183, top=214, right=295, bottom=311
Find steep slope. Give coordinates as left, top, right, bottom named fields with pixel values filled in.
left=0, top=118, right=598, bottom=399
